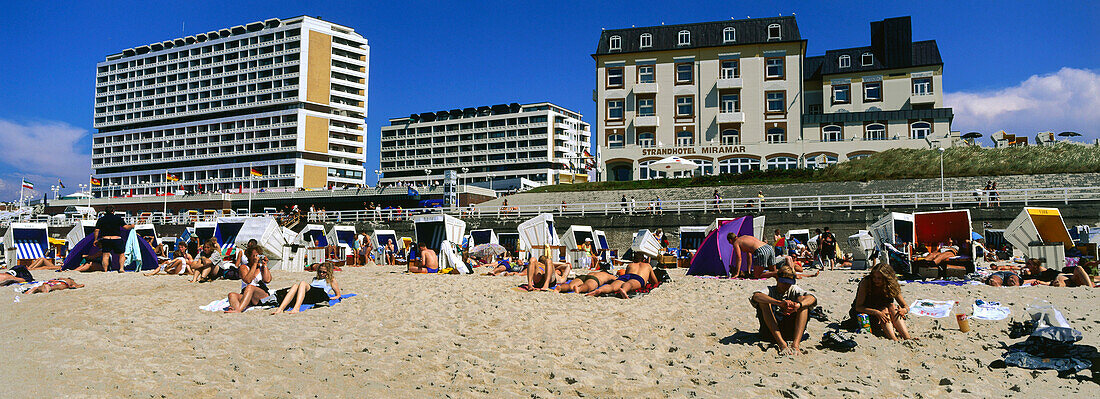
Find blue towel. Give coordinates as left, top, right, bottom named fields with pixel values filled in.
left=294, top=293, right=356, bottom=312
left=124, top=229, right=143, bottom=271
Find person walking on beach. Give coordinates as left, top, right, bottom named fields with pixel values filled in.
left=93, top=205, right=133, bottom=272
left=749, top=265, right=816, bottom=356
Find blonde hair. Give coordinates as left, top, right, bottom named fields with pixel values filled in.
left=317, top=262, right=336, bottom=286
left=868, top=262, right=901, bottom=299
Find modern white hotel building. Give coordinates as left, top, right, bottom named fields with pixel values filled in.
left=379, top=103, right=592, bottom=187
left=91, top=16, right=368, bottom=197
left=593, top=16, right=955, bottom=181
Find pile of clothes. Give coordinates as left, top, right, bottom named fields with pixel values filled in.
left=1002, top=301, right=1097, bottom=376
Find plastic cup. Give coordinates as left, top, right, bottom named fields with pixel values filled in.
left=955, top=313, right=970, bottom=332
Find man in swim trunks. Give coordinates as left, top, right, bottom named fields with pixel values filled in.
left=728, top=232, right=789, bottom=279
left=749, top=265, right=816, bottom=356
left=24, top=277, right=85, bottom=294
left=407, top=242, right=439, bottom=273
left=556, top=265, right=616, bottom=294
left=93, top=205, right=134, bottom=273
left=985, top=270, right=1021, bottom=287
left=585, top=253, right=659, bottom=298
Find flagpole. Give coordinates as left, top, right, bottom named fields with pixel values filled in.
left=20, top=179, right=25, bottom=207
left=248, top=163, right=253, bottom=215
left=163, top=170, right=169, bottom=218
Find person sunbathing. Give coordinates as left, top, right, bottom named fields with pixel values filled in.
left=850, top=262, right=913, bottom=340
left=271, top=262, right=342, bottom=314
left=728, top=232, right=790, bottom=279
left=145, top=247, right=193, bottom=276
left=1, top=266, right=33, bottom=286
left=585, top=254, right=659, bottom=298
left=382, top=239, right=396, bottom=266
left=226, top=244, right=274, bottom=313
left=485, top=254, right=524, bottom=276
left=749, top=265, right=817, bottom=356
left=557, top=268, right=615, bottom=294
left=523, top=255, right=561, bottom=291
left=24, top=277, right=84, bottom=294
left=926, top=239, right=959, bottom=265
left=189, top=238, right=223, bottom=282
left=72, top=247, right=108, bottom=272
left=25, top=257, right=60, bottom=270
left=407, top=242, right=439, bottom=273
left=985, top=270, right=1021, bottom=287
left=1020, top=258, right=1094, bottom=288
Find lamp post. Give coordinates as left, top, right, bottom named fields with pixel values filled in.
left=373, top=169, right=381, bottom=187
left=78, top=184, right=89, bottom=208
left=50, top=185, right=60, bottom=200
left=938, top=147, right=946, bottom=201
left=424, top=169, right=431, bottom=186
left=460, top=167, right=469, bottom=208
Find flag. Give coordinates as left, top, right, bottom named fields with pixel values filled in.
left=57, top=179, right=65, bottom=189
left=166, top=173, right=180, bottom=182
left=90, top=177, right=102, bottom=186
left=21, top=179, right=33, bottom=189
left=408, top=187, right=419, bottom=197
left=250, top=168, right=263, bottom=177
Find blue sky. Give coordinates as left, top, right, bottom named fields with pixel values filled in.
left=0, top=0, right=1097, bottom=201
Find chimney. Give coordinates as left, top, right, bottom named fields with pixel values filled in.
left=871, top=16, right=912, bottom=68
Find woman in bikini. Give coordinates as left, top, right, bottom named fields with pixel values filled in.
left=189, top=238, right=222, bottom=283
left=270, top=262, right=342, bottom=314
left=486, top=252, right=525, bottom=276
left=25, top=277, right=84, bottom=294
left=524, top=255, right=561, bottom=291
left=555, top=268, right=616, bottom=294
left=226, top=244, right=274, bottom=313
left=586, top=254, right=659, bottom=298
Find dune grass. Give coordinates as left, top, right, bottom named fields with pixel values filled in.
left=528, top=143, right=1100, bottom=193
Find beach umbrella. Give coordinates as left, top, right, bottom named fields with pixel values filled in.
left=649, top=156, right=699, bottom=174
left=469, top=243, right=506, bottom=258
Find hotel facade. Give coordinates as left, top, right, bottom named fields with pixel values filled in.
left=379, top=103, right=591, bottom=187
left=593, top=16, right=955, bottom=181
left=91, top=16, right=368, bottom=197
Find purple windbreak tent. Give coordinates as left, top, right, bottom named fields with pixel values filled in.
left=686, top=216, right=755, bottom=276
left=62, top=228, right=159, bottom=271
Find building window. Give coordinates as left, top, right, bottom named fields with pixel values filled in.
left=808, top=104, right=823, bottom=114
left=639, top=159, right=661, bottom=179
left=832, top=84, right=851, bottom=104
left=608, top=133, right=624, bottom=148
left=720, top=59, right=739, bottom=79
left=638, top=132, right=655, bottom=148
left=723, top=27, right=736, bottom=43
left=637, top=97, right=655, bottom=116
left=720, top=93, right=740, bottom=113
left=822, top=125, right=843, bottom=142
left=766, top=127, right=786, bottom=144
left=765, top=57, right=784, bottom=79
left=768, top=24, right=782, bottom=40
left=806, top=154, right=838, bottom=169
left=911, top=121, right=932, bottom=139
left=676, top=96, right=694, bottom=117
left=864, top=81, right=882, bottom=102
left=609, top=35, right=621, bottom=51
left=767, top=156, right=798, bottom=170
left=676, top=130, right=694, bottom=146
left=865, top=123, right=887, bottom=140
left=912, top=77, right=933, bottom=95
left=849, top=153, right=872, bottom=160
left=678, top=30, right=690, bottom=46
left=719, top=157, right=759, bottom=174
left=606, top=67, right=623, bottom=88
left=691, top=159, right=714, bottom=176
left=637, top=65, right=655, bottom=83
left=675, top=62, right=693, bottom=84
left=640, top=33, right=652, bottom=48
left=765, top=91, right=785, bottom=114
left=720, top=129, right=740, bottom=145
left=607, top=99, right=624, bottom=120
left=861, top=52, right=873, bottom=66
left=839, top=55, right=851, bottom=68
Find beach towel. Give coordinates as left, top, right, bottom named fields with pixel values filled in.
left=909, top=300, right=954, bottom=318
left=972, top=300, right=1011, bottom=320
left=124, top=229, right=143, bottom=271
left=199, top=294, right=356, bottom=312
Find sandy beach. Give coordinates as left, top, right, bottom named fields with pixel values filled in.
left=1, top=265, right=1096, bottom=398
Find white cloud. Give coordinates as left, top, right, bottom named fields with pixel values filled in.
left=946, top=68, right=1100, bottom=143
left=0, top=119, right=91, bottom=201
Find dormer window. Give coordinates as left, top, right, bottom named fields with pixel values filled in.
left=609, top=35, right=621, bottom=51
left=838, top=55, right=851, bottom=68
left=767, top=24, right=781, bottom=40
left=723, top=27, right=736, bottom=43
left=861, top=52, right=873, bottom=66
left=678, top=30, right=690, bottom=46
left=639, top=33, right=652, bottom=48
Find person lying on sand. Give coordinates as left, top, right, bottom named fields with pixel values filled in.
left=585, top=254, right=659, bottom=298
left=1020, top=258, right=1094, bottom=288
left=523, top=255, right=561, bottom=291
left=1, top=266, right=33, bottom=285
left=728, top=232, right=790, bottom=279
left=485, top=253, right=524, bottom=276
left=985, top=270, right=1021, bottom=287
left=271, top=262, right=342, bottom=314
left=407, top=242, right=439, bottom=273
left=24, top=257, right=60, bottom=270
left=850, top=262, right=913, bottom=340
left=72, top=247, right=107, bottom=272
left=556, top=268, right=616, bottom=294
left=749, top=265, right=816, bottom=356
left=226, top=244, right=274, bottom=313
left=25, top=278, right=84, bottom=294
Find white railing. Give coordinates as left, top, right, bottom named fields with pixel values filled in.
left=6, top=186, right=1100, bottom=228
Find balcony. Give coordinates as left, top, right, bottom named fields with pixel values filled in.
left=634, top=83, right=658, bottom=94
left=717, top=111, right=745, bottom=124
left=634, top=116, right=659, bottom=127
left=717, top=77, right=743, bottom=89
left=911, top=92, right=936, bottom=104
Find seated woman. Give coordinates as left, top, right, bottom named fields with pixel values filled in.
left=985, top=270, right=1021, bottom=287
left=271, top=262, right=342, bottom=314
left=1020, top=258, right=1094, bottom=288
left=849, top=262, right=913, bottom=340
left=585, top=254, right=659, bottom=298
left=24, top=277, right=84, bottom=294
left=226, top=244, right=274, bottom=313
left=145, top=246, right=193, bottom=276
left=145, top=236, right=169, bottom=264
left=188, top=238, right=223, bottom=283
left=556, top=268, right=616, bottom=294
left=382, top=239, right=397, bottom=266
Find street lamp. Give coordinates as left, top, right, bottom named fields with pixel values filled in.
left=424, top=169, right=431, bottom=186
left=373, top=169, right=381, bottom=187
left=78, top=184, right=89, bottom=207
left=460, top=167, right=470, bottom=208
left=50, top=185, right=60, bottom=200
left=938, top=147, right=946, bottom=200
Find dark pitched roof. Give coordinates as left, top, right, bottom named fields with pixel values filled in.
left=803, top=108, right=953, bottom=124
left=818, top=40, right=941, bottom=75
left=594, top=16, right=802, bottom=56
left=804, top=55, right=824, bottom=81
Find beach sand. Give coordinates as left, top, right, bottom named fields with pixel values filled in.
left=1, top=266, right=1096, bottom=398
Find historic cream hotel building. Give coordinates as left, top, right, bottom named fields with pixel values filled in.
left=593, top=16, right=954, bottom=181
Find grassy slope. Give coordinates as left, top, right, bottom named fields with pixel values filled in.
left=529, top=143, right=1100, bottom=193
